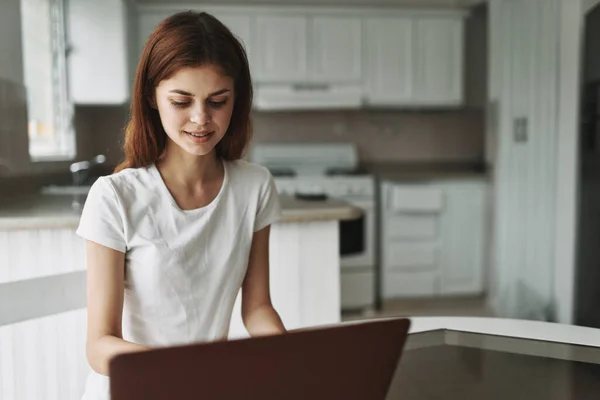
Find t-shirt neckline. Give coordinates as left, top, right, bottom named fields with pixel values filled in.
left=149, top=159, right=228, bottom=215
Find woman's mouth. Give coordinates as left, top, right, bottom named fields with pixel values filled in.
left=184, top=130, right=214, bottom=143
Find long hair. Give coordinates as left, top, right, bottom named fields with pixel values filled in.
left=115, top=11, right=253, bottom=173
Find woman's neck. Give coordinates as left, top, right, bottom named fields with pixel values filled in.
left=156, top=144, right=223, bottom=193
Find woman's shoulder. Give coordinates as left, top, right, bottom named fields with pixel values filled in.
left=91, top=165, right=155, bottom=199
left=226, top=159, right=272, bottom=182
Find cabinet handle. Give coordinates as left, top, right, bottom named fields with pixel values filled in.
left=292, top=83, right=330, bottom=91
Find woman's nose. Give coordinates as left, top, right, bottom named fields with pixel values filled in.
left=189, top=105, right=211, bottom=125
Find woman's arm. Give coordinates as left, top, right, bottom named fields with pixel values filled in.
left=85, top=241, right=150, bottom=375
left=241, top=225, right=286, bottom=336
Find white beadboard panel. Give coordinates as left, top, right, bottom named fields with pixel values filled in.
left=0, top=228, right=88, bottom=398
left=0, top=271, right=86, bottom=326
left=491, top=0, right=559, bottom=320
left=0, top=228, right=86, bottom=284
left=0, top=309, right=89, bottom=400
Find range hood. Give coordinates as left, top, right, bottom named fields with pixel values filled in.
left=253, top=83, right=363, bottom=111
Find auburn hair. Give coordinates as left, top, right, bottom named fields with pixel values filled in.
left=115, top=11, right=253, bottom=172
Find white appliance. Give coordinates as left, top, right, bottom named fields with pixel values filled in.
left=251, top=143, right=377, bottom=311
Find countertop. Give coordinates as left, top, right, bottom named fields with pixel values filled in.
left=364, top=161, right=489, bottom=181
left=0, top=193, right=361, bottom=230
left=330, top=317, right=600, bottom=348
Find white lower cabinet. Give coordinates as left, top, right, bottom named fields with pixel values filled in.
left=380, top=179, right=488, bottom=299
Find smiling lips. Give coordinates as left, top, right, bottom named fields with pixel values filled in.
left=184, top=130, right=214, bottom=142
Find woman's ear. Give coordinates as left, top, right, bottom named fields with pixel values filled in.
left=147, top=94, right=157, bottom=109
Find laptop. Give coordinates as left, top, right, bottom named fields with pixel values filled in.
left=109, top=318, right=411, bottom=400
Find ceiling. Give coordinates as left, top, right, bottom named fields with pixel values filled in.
left=134, top=0, right=485, bottom=8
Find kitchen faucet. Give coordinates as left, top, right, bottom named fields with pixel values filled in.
left=69, top=154, right=106, bottom=186
left=68, top=154, right=106, bottom=211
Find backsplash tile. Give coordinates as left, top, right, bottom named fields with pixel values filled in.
left=5, top=78, right=28, bottom=134
left=251, top=109, right=485, bottom=164
left=78, top=107, right=485, bottom=168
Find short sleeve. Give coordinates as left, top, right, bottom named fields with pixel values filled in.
left=76, top=177, right=127, bottom=253
left=254, top=172, right=281, bottom=232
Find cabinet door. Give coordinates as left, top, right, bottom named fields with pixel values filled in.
left=310, top=16, right=362, bottom=83
left=253, top=15, right=307, bottom=83
left=439, top=182, right=486, bottom=295
left=66, top=0, right=129, bottom=104
left=364, top=17, right=415, bottom=105
left=414, top=18, right=464, bottom=105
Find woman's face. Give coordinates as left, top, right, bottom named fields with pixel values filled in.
left=154, top=65, right=235, bottom=157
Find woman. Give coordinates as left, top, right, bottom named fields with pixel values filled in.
left=76, top=11, right=286, bottom=399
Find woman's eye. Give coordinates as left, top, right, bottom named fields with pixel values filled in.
left=170, top=100, right=191, bottom=108
left=208, top=100, right=227, bottom=108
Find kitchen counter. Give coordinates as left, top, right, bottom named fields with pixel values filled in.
left=0, top=193, right=361, bottom=230
left=364, top=161, right=489, bottom=181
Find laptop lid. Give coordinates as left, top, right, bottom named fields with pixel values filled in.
left=109, top=318, right=411, bottom=400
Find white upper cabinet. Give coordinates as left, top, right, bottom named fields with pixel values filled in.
left=415, top=18, right=464, bottom=106
left=253, top=14, right=362, bottom=84
left=253, top=15, right=308, bottom=83
left=66, top=0, right=132, bottom=104
left=126, top=6, right=468, bottom=109
left=364, top=17, right=415, bottom=105
left=310, top=16, right=362, bottom=83
left=364, top=13, right=465, bottom=107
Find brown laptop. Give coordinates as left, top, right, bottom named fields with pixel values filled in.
left=109, top=317, right=411, bottom=400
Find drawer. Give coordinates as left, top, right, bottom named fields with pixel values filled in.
left=387, top=186, right=444, bottom=213
left=384, top=242, right=439, bottom=271
left=382, top=270, right=438, bottom=299
left=386, top=214, right=440, bottom=240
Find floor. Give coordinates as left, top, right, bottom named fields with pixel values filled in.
left=341, top=296, right=495, bottom=322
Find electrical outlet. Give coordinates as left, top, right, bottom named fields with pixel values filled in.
left=513, top=117, right=528, bottom=143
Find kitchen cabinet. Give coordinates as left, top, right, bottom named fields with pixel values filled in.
left=253, top=15, right=307, bottom=83
left=309, top=16, right=362, bottom=83
left=66, top=0, right=135, bottom=104
left=415, top=18, right=464, bottom=106
left=364, top=17, right=415, bottom=104
left=364, top=14, right=465, bottom=106
left=380, top=179, right=487, bottom=299
left=132, top=5, right=466, bottom=109
left=253, top=15, right=362, bottom=84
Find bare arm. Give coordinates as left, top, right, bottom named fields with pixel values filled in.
left=85, top=241, right=150, bottom=375
left=241, top=225, right=286, bottom=336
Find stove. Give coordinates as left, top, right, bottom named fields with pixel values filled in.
left=251, top=143, right=377, bottom=312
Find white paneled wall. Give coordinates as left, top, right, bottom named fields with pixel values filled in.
left=0, top=228, right=89, bottom=400
left=489, top=0, right=559, bottom=320
left=0, top=309, right=89, bottom=400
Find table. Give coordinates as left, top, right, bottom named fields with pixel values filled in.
left=384, top=317, right=600, bottom=399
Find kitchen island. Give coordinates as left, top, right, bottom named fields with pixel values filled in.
left=0, top=191, right=360, bottom=399
left=0, top=192, right=361, bottom=332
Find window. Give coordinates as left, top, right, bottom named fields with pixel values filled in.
left=20, top=0, right=75, bottom=161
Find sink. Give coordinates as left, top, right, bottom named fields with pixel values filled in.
left=41, top=185, right=92, bottom=196
left=40, top=185, right=92, bottom=212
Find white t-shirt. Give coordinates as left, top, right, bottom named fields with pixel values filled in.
left=76, top=159, right=281, bottom=400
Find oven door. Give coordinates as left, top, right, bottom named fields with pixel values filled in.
left=339, top=198, right=375, bottom=269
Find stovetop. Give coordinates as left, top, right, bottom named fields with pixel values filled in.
left=267, top=166, right=370, bottom=178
